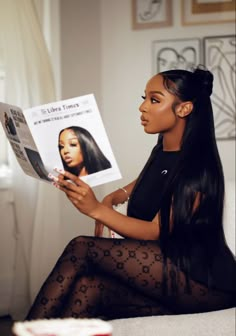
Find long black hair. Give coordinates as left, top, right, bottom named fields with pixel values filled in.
left=58, top=126, right=112, bottom=175
left=157, top=66, right=226, bottom=291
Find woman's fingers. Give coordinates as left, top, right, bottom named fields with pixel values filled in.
left=48, top=169, right=100, bottom=217
left=49, top=169, right=89, bottom=197
left=59, top=182, right=87, bottom=201
left=53, top=167, right=80, bottom=185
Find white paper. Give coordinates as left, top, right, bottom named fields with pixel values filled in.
left=0, top=94, right=121, bottom=187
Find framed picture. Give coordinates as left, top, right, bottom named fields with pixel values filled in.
left=152, top=38, right=202, bottom=73
left=181, top=0, right=236, bottom=25
left=204, top=35, right=236, bottom=140
left=132, top=0, right=173, bottom=30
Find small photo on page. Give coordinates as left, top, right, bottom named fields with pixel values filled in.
left=2, top=110, right=20, bottom=143
left=58, top=125, right=112, bottom=179
left=24, top=148, right=50, bottom=181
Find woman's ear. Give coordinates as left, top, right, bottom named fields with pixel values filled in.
left=176, top=101, right=193, bottom=118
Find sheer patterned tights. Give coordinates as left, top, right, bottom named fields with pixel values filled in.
left=26, top=236, right=231, bottom=320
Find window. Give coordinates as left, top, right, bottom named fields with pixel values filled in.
left=0, top=0, right=60, bottom=185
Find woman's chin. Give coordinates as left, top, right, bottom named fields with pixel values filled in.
left=143, top=127, right=156, bottom=134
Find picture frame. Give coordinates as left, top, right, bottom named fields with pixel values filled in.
left=203, top=35, right=236, bottom=140
left=181, top=0, right=236, bottom=26
left=152, top=38, right=202, bottom=73
left=132, top=0, right=173, bottom=30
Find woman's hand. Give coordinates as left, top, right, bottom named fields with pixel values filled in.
left=51, top=170, right=101, bottom=218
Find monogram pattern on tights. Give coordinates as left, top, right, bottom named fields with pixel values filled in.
left=26, top=236, right=232, bottom=320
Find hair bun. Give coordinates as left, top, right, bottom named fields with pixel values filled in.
left=193, top=66, right=214, bottom=97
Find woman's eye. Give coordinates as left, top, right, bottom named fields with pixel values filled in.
left=58, top=145, right=64, bottom=150
left=141, top=95, right=160, bottom=103
left=151, top=97, right=160, bottom=103
left=70, top=142, right=78, bottom=147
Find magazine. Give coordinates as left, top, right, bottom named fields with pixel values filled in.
left=0, top=94, right=122, bottom=187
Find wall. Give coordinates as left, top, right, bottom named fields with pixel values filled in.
left=59, top=0, right=104, bottom=238
left=60, top=0, right=235, bottom=210
left=60, top=0, right=102, bottom=102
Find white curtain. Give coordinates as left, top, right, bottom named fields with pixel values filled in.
left=0, top=0, right=63, bottom=320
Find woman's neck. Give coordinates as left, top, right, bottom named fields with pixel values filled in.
left=162, top=138, right=182, bottom=152
left=162, top=128, right=184, bottom=152
left=162, top=116, right=186, bottom=151
left=79, top=166, right=88, bottom=177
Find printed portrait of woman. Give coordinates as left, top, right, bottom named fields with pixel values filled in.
left=58, top=126, right=112, bottom=177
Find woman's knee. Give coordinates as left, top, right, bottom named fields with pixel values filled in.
left=65, top=235, right=92, bottom=251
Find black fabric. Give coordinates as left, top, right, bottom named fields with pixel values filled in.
left=26, top=237, right=234, bottom=320
left=128, top=147, right=236, bottom=294
left=189, top=243, right=236, bottom=293
left=127, top=149, right=180, bottom=221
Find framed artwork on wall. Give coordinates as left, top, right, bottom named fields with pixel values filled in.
left=181, top=0, right=236, bottom=25
left=132, top=0, right=173, bottom=30
left=152, top=38, right=202, bottom=73
left=204, top=35, right=236, bottom=140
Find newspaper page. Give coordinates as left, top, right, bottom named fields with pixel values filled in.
left=0, top=102, right=50, bottom=181
left=0, top=94, right=122, bottom=187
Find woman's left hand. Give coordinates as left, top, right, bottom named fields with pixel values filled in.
left=51, top=170, right=100, bottom=218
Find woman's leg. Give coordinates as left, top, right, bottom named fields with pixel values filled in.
left=61, top=274, right=172, bottom=319
left=26, top=236, right=232, bottom=320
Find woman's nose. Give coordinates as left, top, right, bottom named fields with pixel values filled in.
left=63, top=146, right=69, bottom=154
left=139, top=101, right=147, bottom=113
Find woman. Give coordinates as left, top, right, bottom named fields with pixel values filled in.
left=58, top=126, right=112, bottom=177
left=26, top=67, right=235, bottom=320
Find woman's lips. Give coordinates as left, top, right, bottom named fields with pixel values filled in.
left=140, top=117, right=148, bottom=126
left=64, top=157, right=72, bottom=164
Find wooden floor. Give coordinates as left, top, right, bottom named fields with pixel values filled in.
left=0, top=316, right=14, bottom=336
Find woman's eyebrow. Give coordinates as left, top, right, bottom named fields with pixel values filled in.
left=69, top=137, right=78, bottom=141
left=150, top=90, right=165, bottom=96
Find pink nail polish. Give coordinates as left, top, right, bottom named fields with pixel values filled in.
left=52, top=182, right=59, bottom=189
left=48, top=173, right=59, bottom=182
left=54, top=167, right=65, bottom=174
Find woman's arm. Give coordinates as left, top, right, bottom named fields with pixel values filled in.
left=93, top=204, right=160, bottom=240
left=53, top=171, right=159, bottom=240
left=101, top=180, right=137, bottom=207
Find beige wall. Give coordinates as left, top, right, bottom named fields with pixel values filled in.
left=60, top=0, right=235, bottom=202
left=60, top=0, right=101, bottom=102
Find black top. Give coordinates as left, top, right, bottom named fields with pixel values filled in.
left=128, top=148, right=180, bottom=220
left=127, top=146, right=236, bottom=294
